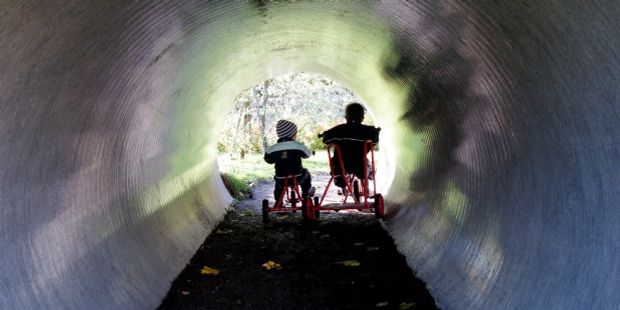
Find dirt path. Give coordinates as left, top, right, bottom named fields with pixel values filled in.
left=158, top=173, right=438, bottom=309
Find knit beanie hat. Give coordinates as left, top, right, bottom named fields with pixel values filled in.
left=276, top=119, right=297, bottom=138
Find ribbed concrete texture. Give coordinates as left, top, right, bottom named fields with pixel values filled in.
left=1, top=1, right=619, bottom=309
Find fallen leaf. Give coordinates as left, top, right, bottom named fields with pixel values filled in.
left=376, top=301, right=388, bottom=307
left=339, top=260, right=361, bottom=267
left=399, top=302, right=417, bottom=309
left=262, top=260, right=282, bottom=270
left=200, top=266, right=220, bottom=275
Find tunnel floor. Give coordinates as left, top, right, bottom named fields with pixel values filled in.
left=158, top=176, right=438, bottom=309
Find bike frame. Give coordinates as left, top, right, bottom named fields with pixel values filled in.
left=268, top=174, right=304, bottom=211
left=316, top=140, right=377, bottom=211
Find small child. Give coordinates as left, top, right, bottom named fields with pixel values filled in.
left=264, top=119, right=315, bottom=201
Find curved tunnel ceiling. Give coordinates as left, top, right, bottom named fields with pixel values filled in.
left=1, top=1, right=619, bottom=309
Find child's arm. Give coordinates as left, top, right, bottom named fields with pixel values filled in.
left=264, top=152, right=274, bottom=164
left=371, top=127, right=381, bottom=143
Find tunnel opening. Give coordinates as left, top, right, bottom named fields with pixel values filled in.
left=215, top=72, right=392, bottom=203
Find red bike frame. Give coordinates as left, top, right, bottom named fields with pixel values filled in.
left=316, top=140, right=377, bottom=211
left=270, top=174, right=304, bottom=211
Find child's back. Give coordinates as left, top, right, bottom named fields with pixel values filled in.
left=264, top=138, right=312, bottom=177
left=264, top=120, right=314, bottom=200
left=320, top=103, right=380, bottom=189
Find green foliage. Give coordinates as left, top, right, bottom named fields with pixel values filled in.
left=217, top=142, right=226, bottom=154
left=220, top=172, right=252, bottom=200
left=308, top=134, right=326, bottom=151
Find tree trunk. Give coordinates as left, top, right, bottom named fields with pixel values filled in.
left=256, top=80, right=270, bottom=153
left=233, top=103, right=246, bottom=158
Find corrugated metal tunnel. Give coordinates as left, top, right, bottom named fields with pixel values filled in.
left=1, top=1, right=619, bottom=309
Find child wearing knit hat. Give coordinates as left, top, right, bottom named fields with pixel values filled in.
left=264, top=120, right=315, bottom=201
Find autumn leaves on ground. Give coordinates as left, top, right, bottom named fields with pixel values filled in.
left=158, top=177, right=438, bottom=310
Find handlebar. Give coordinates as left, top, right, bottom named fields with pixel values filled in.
left=318, top=127, right=380, bottom=138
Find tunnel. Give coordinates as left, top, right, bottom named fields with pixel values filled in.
left=1, top=1, right=619, bottom=309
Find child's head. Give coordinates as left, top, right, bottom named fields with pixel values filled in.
left=276, top=119, right=297, bottom=139
left=345, top=102, right=365, bottom=123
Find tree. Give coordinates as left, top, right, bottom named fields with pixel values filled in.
left=218, top=72, right=365, bottom=157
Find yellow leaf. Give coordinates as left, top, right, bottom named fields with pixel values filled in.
left=340, top=260, right=361, bottom=267
left=200, top=266, right=220, bottom=275
left=262, top=260, right=282, bottom=270
left=399, top=302, right=417, bottom=309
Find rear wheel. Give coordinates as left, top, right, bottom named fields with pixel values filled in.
left=353, top=180, right=360, bottom=203
left=313, top=196, right=320, bottom=219
left=302, top=198, right=314, bottom=221
left=262, top=199, right=269, bottom=223
left=290, top=190, right=296, bottom=209
left=374, top=194, right=385, bottom=219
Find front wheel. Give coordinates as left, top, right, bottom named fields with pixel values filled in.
left=262, top=199, right=270, bottom=223
left=373, top=194, right=384, bottom=219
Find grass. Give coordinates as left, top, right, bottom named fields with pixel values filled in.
left=219, top=172, right=253, bottom=200
left=217, top=152, right=331, bottom=199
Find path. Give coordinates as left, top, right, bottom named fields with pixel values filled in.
left=158, top=173, right=438, bottom=309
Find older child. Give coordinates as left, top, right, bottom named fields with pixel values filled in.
left=264, top=120, right=315, bottom=201
left=321, top=103, right=380, bottom=191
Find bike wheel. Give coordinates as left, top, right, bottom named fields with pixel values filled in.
left=374, top=194, right=385, bottom=219
left=313, top=196, right=320, bottom=219
left=262, top=199, right=270, bottom=223
left=302, top=198, right=314, bottom=221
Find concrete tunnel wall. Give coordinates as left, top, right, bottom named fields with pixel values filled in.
left=1, top=1, right=619, bottom=309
